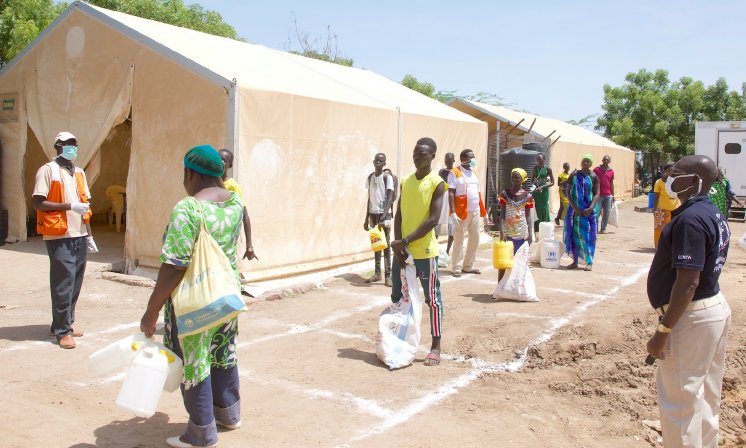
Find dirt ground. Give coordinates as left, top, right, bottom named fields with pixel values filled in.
left=0, top=197, right=744, bottom=448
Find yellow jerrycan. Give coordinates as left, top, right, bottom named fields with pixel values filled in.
left=493, top=239, right=514, bottom=269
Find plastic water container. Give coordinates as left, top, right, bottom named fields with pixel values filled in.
left=648, top=191, right=655, bottom=209
left=116, top=346, right=169, bottom=418
left=90, top=334, right=183, bottom=393
left=538, top=221, right=555, bottom=241
left=493, top=239, right=514, bottom=269
left=89, top=333, right=148, bottom=376
left=540, top=239, right=562, bottom=269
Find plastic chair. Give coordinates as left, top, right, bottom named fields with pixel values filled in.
left=105, top=185, right=126, bottom=232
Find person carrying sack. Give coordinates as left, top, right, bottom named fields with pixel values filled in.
left=140, top=145, right=246, bottom=448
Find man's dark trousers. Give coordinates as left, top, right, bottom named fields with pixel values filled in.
left=46, top=236, right=87, bottom=339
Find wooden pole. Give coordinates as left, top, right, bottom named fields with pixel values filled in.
left=526, top=118, right=537, bottom=135
left=548, top=135, right=561, bottom=148
left=503, top=118, right=525, bottom=135
left=540, top=130, right=556, bottom=143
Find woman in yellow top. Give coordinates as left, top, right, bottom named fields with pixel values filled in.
left=555, top=162, right=571, bottom=225
left=653, top=163, right=679, bottom=248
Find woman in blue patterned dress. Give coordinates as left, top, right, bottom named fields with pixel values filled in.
left=564, top=155, right=600, bottom=271
left=140, top=145, right=244, bottom=448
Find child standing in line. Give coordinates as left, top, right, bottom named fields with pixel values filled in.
left=363, top=153, right=394, bottom=286
left=498, top=168, right=534, bottom=281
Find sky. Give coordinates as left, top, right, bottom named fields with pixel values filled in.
left=197, top=0, right=746, bottom=124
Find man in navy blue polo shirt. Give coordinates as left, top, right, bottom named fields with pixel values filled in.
left=646, top=155, right=731, bottom=448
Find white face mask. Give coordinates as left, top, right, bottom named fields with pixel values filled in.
left=664, top=173, right=701, bottom=198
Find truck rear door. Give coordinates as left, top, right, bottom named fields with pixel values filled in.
left=717, top=130, right=746, bottom=196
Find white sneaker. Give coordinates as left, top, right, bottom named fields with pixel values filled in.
left=166, top=436, right=217, bottom=448
left=216, top=419, right=241, bottom=430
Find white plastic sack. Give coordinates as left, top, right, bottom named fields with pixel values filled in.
left=437, top=248, right=451, bottom=268
left=493, top=242, right=539, bottom=302
left=435, top=193, right=450, bottom=236
left=738, top=233, right=746, bottom=250
left=376, top=258, right=423, bottom=369
left=528, top=240, right=541, bottom=264
left=609, top=201, right=620, bottom=228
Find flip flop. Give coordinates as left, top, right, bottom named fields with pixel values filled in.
left=461, top=268, right=481, bottom=275
left=584, top=264, right=593, bottom=271
left=424, top=352, right=440, bottom=366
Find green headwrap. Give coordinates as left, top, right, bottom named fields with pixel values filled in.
left=582, top=154, right=593, bottom=164
left=184, top=144, right=224, bottom=177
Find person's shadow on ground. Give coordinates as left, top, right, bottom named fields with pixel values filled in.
left=463, top=293, right=495, bottom=304
left=68, top=412, right=184, bottom=447
left=337, top=347, right=391, bottom=369
left=628, top=248, right=656, bottom=254
left=334, top=272, right=381, bottom=288
left=0, top=324, right=53, bottom=342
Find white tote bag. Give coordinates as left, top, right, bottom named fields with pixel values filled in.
left=376, top=256, right=423, bottom=369
left=608, top=201, right=620, bottom=228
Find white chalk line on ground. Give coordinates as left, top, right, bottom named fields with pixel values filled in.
left=1, top=321, right=142, bottom=353
left=238, top=369, right=393, bottom=419
left=341, top=265, right=650, bottom=445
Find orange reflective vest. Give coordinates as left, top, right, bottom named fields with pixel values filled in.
left=36, top=161, right=92, bottom=236
left=450, top=166, right=486, bottom=220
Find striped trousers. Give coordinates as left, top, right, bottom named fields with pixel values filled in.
left=390, top=257, right=443, bottom=337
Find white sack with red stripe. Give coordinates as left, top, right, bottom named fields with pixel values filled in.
left=376, top=259, right=423, bottom=370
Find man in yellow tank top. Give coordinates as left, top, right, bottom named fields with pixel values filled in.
left=390, top=137, right=446, bottom=366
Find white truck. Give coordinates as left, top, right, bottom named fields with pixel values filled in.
left=695, top=121, right=746, bottom=220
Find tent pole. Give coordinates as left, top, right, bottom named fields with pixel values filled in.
left=225, top=79, right=238, bottom=180
left=396, top=106, right=401, bottom=182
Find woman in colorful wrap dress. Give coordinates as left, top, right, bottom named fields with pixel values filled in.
left=564, top=155, right=600, bottom=271
left=140, top=145, right=244, bottom=448
left=532, top=153, right=554, bottom=235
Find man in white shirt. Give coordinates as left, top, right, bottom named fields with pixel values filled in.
left=33, top=131, right=97, bottom=349
left=448, top=149, right=486, bottom=277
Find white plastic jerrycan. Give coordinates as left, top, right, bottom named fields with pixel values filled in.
left=540, top=239, right=562, bottom=269
left=538, top=221, right=555, bottom=241
left=89, top=333, right=148, bottom=376
left=116, top=346, right=169, bottom=418
left=90, top=334, right=183, bottom=393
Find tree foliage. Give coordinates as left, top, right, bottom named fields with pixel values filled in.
left=401, top=74, right=509, bottom=107
left=597, top=68, right=746, bottom=172
left=0, top=0, right=65, bottom=66
left=0, top=0, right=241, bottom=67
left=285, top=12, right=353, bottom=67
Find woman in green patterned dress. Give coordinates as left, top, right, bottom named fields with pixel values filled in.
left=532, top=153, right=554, bottom=236
left=140, top=145, right=244, bottom=448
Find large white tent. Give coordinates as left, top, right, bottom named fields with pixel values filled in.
left=0, top=2, right=486, bottom=280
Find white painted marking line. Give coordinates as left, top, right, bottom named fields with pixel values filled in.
left=236, top=297, right=389, bottom=349
left=344, top=265, right=649, bottom=445
left=238, top=369, right=393, bottom=418
left=2, top=321, right=143, bottom=353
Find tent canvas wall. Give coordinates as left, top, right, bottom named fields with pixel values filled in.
left=448, top=99, right=635, bottom=214
left=0, top=2, right=486, bottom=280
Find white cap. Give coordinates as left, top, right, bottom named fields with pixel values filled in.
left=54, top=131, right=76, bottom=144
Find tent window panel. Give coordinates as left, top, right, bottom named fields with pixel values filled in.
left=724, top=143, right=741, bottom=154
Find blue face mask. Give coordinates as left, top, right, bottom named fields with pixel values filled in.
left=469, top=158, right=477, bottom=168
left=61, top=145, right=78, bottom=161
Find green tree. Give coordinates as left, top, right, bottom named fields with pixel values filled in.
left=0, top=0, right=241, bottom=67
left=0, top=0, right=66, bottom=66
left=401, top=74, right=436, bottom=98
left=597, top=68, right=746, bottom=172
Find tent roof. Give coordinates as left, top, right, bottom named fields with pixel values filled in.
left=2, top=1, right=481, bottom=124
left=450, top=98, right=631, bottom=151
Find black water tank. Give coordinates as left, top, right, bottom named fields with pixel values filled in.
left=498, top=147, right=542, bottom=194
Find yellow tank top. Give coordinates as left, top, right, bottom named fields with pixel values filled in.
left=401, top=170, right=444, bottom=259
